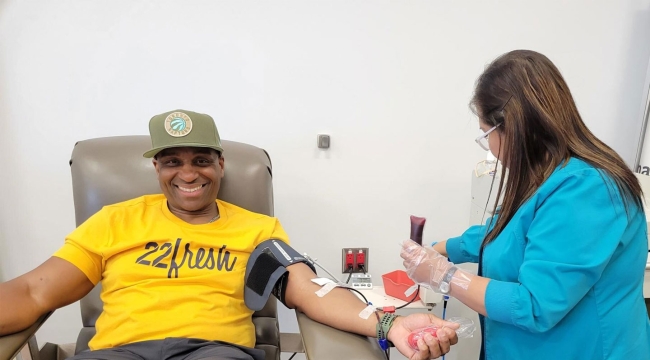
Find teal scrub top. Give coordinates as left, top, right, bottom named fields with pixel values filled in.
left=447, top=158, right=650, bottom=360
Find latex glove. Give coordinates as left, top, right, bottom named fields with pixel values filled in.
left=387, top=313, right=459, bottom=360
left=400, top=239, right=453, bottom=292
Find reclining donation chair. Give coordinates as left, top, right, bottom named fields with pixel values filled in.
left=0, top=136, right=385, bottom=360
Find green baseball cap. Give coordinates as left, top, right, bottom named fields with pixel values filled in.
left=143, top=109, right=224, bottom=158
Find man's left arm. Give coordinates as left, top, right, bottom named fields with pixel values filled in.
left=283, top=263, right=459, bottom=359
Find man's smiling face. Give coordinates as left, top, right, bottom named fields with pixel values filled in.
left=153, top=147, right=224, bottom=216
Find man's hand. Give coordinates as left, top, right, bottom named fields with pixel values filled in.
left=387, top=313, right=459, bottom=360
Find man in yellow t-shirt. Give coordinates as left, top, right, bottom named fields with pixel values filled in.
left=55, top=195, right=286, bottom=351
left=0, top=110, right=458, bottom=360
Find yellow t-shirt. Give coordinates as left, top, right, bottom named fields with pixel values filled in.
left=53, top=194, right=289, bottom=350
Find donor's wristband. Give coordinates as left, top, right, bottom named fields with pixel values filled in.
left=376, top=312, right=398, bottom=350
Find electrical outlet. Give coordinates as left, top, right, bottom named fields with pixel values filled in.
left=341, top=248, right=369, bottom=273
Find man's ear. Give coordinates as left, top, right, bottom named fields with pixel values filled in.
left=219, top=157, right=225, bottom=178
left=152, top=159, right=160, bottom=175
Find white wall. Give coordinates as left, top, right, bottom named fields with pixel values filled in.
left=1, top=0, right=650, bottom=356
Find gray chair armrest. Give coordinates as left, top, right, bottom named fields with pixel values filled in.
left=296, top=312, right=385, bottom=360
left=0, top=312, right=52, bottom=360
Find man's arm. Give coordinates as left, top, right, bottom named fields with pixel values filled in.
left=0, top=257, right=94, bottom=335
left=284, top=263, right=377, bottom=337
left=283, top=263, right=458, bottom=359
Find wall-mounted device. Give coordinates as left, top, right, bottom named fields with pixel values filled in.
left=317, top=134, right=330, bottom=149
left=341, top=247, right=369, bottom=273
left=349, top=273, right=373, bottom=289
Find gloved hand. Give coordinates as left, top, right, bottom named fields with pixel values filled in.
left=400, top=239, right=454, bottom=293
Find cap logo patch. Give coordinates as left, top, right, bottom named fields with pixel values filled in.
left=164, top=112, right=193, bottom=137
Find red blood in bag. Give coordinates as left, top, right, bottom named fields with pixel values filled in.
left=407, top=327, right=439, bottom=349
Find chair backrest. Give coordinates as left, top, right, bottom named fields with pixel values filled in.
left=69, top=135, right=280, bottom=360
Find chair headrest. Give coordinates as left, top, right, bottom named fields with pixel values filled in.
left=70, top=135, right=274, bottom=226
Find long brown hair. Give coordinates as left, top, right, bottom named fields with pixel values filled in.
left=470, top=50, right=643, bottom=246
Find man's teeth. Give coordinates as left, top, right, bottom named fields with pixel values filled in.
left=178, top=185, right=203, bottom=192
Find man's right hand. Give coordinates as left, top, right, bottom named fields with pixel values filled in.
left=0, top=257, right=93, bottom=335
left=387, top=313, right=459, bottom=360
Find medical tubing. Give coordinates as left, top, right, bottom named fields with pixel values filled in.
left=441, top=297, right=448, bottom=360
left=442, top=295, right=449, bottom=319
left=338, top=286, right=369, bottom=304
left=442, top=297, right=449, bottom=360
left=303, top=253, right=341, bottom=283
left=395, top=286, right=420, bottom=310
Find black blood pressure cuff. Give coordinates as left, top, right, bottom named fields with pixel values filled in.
left=244, top=239, right=317, bottom=311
